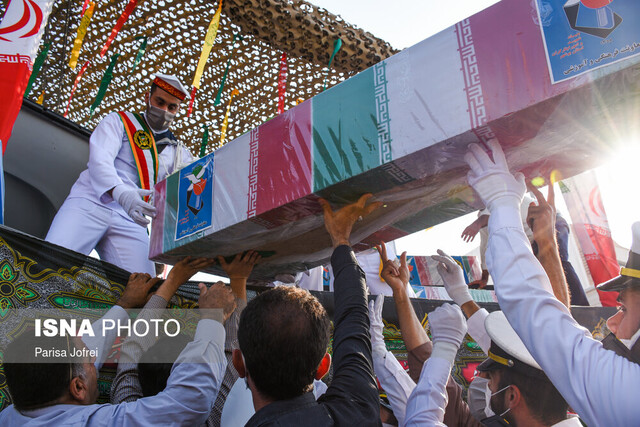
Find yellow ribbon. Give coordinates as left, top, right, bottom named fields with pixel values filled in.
left=621, top=267, right=640, bottom=279
left=69, top=1, right=95, bottom=70
left=36, top=90, right=45, bottom=105
left=219, top=89, right=239, bottom=146
left=192, top=0, right=223, bottom=89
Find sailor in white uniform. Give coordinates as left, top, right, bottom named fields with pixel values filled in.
left=46, top=74, right=195, bottom=275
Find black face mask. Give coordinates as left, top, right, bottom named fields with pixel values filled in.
left=601, top=333, right=640, bottom=364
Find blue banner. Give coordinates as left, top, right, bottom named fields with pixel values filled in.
left=536, top=0, right=640, bottom=82
left=175, top=156, right=214, bottom=240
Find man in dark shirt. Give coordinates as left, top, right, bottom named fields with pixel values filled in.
left=234, top=194, right=382, bottom=426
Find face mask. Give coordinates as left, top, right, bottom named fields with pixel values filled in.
left=480, top=384, right=512, bottom=427
left=467, top=376, right=495, bottom=421
left=145, top=100, right=175, bottom=133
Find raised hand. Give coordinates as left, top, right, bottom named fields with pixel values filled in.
left=527, top=180, right=557, bottom=247
left=377, top=242, right=409, bottom=294
left=116, top=273, right=162, bottom=309
left=156, top=257, right=216, bottom=301
left=431, top=249, right=472, bottom=306
left=319, top=194, right=382, bottom=248
left=428, top=303, right=467, bottom=350
left=464, top=139, right=526, bottom=212
left=218, top=250, right=261, bottom=280
left=198, top=282, right=237, bottom=323
left=461, top=215, right=488, bottom=243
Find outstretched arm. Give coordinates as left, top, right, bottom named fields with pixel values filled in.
left=404, top=304, right=467, bottom=426
left=527, top=182, right=570, bottom=307
left=110, top=257, right=215, bottom=403
left=466, top=139, right=640, bottom=427
left=317, top=195, right=382, bottom=421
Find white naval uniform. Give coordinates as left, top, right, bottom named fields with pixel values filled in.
left=46, top=112, right=194, bottom=275
left=486, top=201, right=640, bottom=427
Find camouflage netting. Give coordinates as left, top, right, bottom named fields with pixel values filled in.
left=9, top=0, right=398, bottom=154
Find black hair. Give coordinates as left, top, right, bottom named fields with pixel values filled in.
left=497, top=366, right=568, bottom=425
left=238, top=287, right=331, bottom=401
left=3, top=333, right=85, bottom=410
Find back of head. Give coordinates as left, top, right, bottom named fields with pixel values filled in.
left=138, top=335, right=191, bottom=397
left=496, top=366, right=568, bottom=424
left=481, top=311, right=568, bottom=424
left=238, top=287, right=330, bottom=400
left=4, top=333, right=83, bottom=410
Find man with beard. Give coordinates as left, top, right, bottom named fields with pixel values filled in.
left=597, top=221, right=640, bottom=363
left=403, top=309, right=581, bottom=426
left=46, top=74, right=194, bottom=275
left=464, top=139, right=640, bottom=425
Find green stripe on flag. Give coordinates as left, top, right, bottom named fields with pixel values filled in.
left=312, top=68, right=380, bottom=191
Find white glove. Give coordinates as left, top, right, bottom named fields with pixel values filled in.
left=431, top=249, right=472, bottom=306
left=112, top=185, right=156, bottom=227
left=368, top=294, right=387, bottom=358
left=428, top=303, right=467, bottom=362
left=464, top=139, right=526, bottom=212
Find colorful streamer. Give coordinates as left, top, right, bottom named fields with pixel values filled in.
left=187, top=85, right=197, bottom=117
left=126, top=35, right=148, bottom=87
left=277, top=52, right=287, bottom=114
left=90, top=54, right=120, bottom=117
left=64, top=60, right=91, bottom=117
left=24, top=42, right=51, bottom=98
left=219, top=89, right=239, bottom=145
left=81, top=0, right=91, bottom=16
left=199, top=124, right=209, bottom=158
left=36, top=91, right=45, bottom=105
left=213, top=34, right=241, bottom=106
left=192, top=0, right=223, bottom=90
left=69, top=1, right=95, bottom=70
left=100, top=0, right=137, bottom=58
left=322, top=38, right=342, bottom=91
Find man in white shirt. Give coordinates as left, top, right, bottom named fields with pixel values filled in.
left=46, top=74, right=195, bottom=275
left=464, top=138, right=640, bottom=426
left=597, top=221, right=640, bottom=363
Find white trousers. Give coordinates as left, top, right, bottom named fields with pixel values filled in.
left=46, top=198, right=156, bottom=276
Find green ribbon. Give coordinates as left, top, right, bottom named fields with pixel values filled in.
left=199, top=124, right=209, bottom=158
left=90, top=54, right=120, bottom=117
left=24, top=42, right=51, bottom=98
left=127, top=36, right=148, bottom=88
left=323, top=38, right=342, bottom=91
left=213, top=34, right=242, bottom=106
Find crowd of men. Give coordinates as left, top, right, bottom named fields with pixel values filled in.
left=1, top=74, right=639, bottom=426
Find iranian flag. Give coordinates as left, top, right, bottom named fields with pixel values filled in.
left=561, top=171, right=619, bottom=307
left=0, top=0, right=55, bottom=152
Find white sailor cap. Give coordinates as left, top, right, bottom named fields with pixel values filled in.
left=152, top=73, right=190, bottom=101
left=599, top=221, right=640, bottom=292
left=477, top=311, right=547, bottom=379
